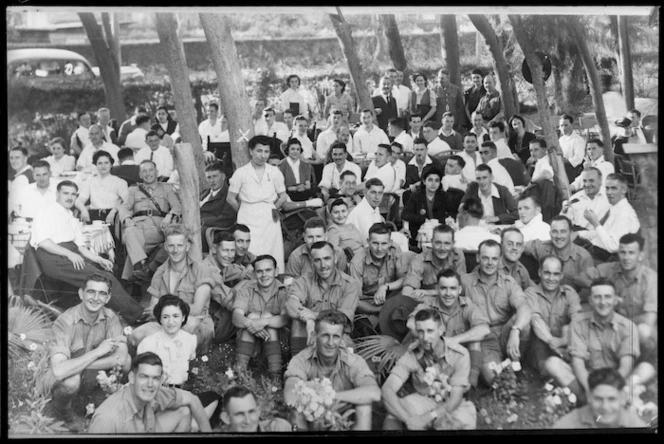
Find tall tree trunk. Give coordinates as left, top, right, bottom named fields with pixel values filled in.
left=566, top=15, right=614, bottom=163
left=330, top=8, right=373, bottom=115
left=373, top=15, right=389, bottom=64
left=172, top=143, right=203, bottom=261
left=101, top=13, right=121, bottom=79
left=380, top=14, right=411, bottom=88
left=154, top=13, right=207, bottom=190
left=509, top=14, right=570, bottom=201
left=617, top=16, right=635, bottom=110
left=439, top=15, right=462, bottom=89
left=468, top=14, right=519, bottom=119
left=199, top=13, right=252, bottom=168
left=78, top=12, right=125, bottom=122
left=550, top=55, right=567, bottom=116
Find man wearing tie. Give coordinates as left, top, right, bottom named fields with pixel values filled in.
left=135, top=131, right=174, bottom=181
left=372, top=76, right=399, bottom=134
left=574, top=173, right=640, bottom=262
left=627, top=109, right=652, bottom=144
left=200, top=161, right=237, bottom=253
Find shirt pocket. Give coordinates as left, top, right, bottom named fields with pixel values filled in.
left=587, top=333, right=605, bottom=368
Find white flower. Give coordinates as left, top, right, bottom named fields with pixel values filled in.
left=225, top=368, right=234, bottom=379
left=123, top=326, right=133, bottom=336
left=346, top=347, right=354, bottom=354
left=27, top=361, right=36, bottom=371
left=552, top=395, right=562, bottom=406
left=500, top=359, right=511, bottom=369
left=511, top=361, right=522, bottom=372
left=507, top=413, right=518, bottom=423
left=29, top=343, right=38, bottom=351
left=568, top=393, right=577, bottom=404
left=371, top=356, right=381, bottom=363
left=191, top=367, right=199, bottom=375
left=85, top=403, right=96, bottom=416
left=19, top=333, right=26, bottom=340
left=201, top=355, right=209, bottom=362
left=544, top=383, right=554, bottom=392
left=271, top=386, right=278, bottom=393
left=488, top=361, right=498, bottom=372
left=562, top=387, right=571, bottom=395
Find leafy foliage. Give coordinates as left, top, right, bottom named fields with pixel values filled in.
left=354, top=334, right=408, bottom=384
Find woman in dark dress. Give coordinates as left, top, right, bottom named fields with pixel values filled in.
left=508, top=114, right=537, bottom=164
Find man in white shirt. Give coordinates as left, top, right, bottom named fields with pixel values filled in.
left=198, top=102, right=225, bottom=151
left=76, top=124, right=120, bottom=173
left=135, top=130, right=175, bottom=181
left=488, top=121, right=513, bottom=159
left=442, top=155, right=468, bottom=192
left=627, top=109, right=651, bottom=144
left=319, top=142, right=362, bottom=201
left=124, top=114, right=151, bottom=153
left=479, top=141, right=515, bottom=194
left=118, top=106, right=147, bottom=147
left=459, top=133, right=482, bottom=183
left=388, top=118, right=413, bottom=153
left=97, top=107, right=117, bottom=145
left=292, top=115, right=317, bottom=161
left=574, top=173, right=641, bottom=262
left=514, top=194, right=550, bottom=242
left=407, top=114, right=423, bottom=143
left=454, top=197, right=500, bottom=252
left=389, top=141, right=407, bottom=191
left=561, top=167, right=610, bottom=231
left=569, top=139, right=615, bottom=192
left=558, top=114, right=586, bottom=179
left=346, top=178, right=386, bottom=243
left=316, top=109, right=344, bottom=161
left=9, top=146, right=34, bottom=200
left=14, top=160, right=57, bottom=219
left=352, top=109, right=389, bottom=157
left=254, top=107, right=290, bottom=146
left=421, top=121, right=451, bottom=159
left=362, top=144, right=397, bottom=193
left=470, top=111, right=489, bottom=143
left=69, top=112, right=92, bottom=156
left=528, top=138, right=554, bottom=184
left=334, top=124, right=354, bottom=154
left=392, top=69, right=411, bottom=118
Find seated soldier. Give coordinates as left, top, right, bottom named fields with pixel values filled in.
left=402, top=224, right=467, bottom=300
left=232, top=223, right=256, bottom=274
left=129, top=225, right=215, bottom=356
left=349, top=223, right=407, bottom=337
left=118, top=160, right=182, bottom=281
left=284, top=310, right=381, bottom=431
left=405, top=269, right=490, bottom=388
left=42, top=273, right=131, bottom=425
left=561, top=167, right=610, bottom=232
left=232, top=254, right=290, bottom=380
left=325, top=198, right=365, bottom=260
left=382, top=308, right=477, bottom=431
left=217, top=385, right=292, bottom=432
left=29, top=180, right=143, bottom=324
left=526, top=256, right=586, bottom=405
left=575, top=234, right=657, bottom=388
left=285, top=216, right=348, bottom=278
left=200, top=161, right=237, bottom=253
left=460, top=239, right=531, bottom=386
left=499, top=227, right=535, bottom=291
left=461, top=164, right=518, bottom=225
left=568, top=278, right=640, bottom=399
left=523, top=215, right=594, bottom=292
left=514, top=194, right=550, bottom=242
left=552, top=367, right=647, bottom=429
left=285, top=241, right=360, bottom=357
left=88, top=352, right=212, bottom=433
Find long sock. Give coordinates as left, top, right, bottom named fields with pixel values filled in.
left=264, top=341, right=283, bottom=375
left=567, top=379, right=587, bottom=406
left=235, top=340, right=254, bottom=369
left=469, top=350, right=482, bottom=388
left=290, top=337, right=308, bottom=358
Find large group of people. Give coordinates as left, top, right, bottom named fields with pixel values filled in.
left=7, top=64, right=657, bottom=434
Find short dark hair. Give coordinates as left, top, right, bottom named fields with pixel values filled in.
left=587, top=138, right=604, bottom=148
left=284, top=137, right=302, bottom=155
left=339, top=170, right=357, bottom=181
left=481, top=141, right=497, bottom=152
left=488, top=121, right=505, bottom=132
left=329, top=198, right=348, bottom=212
left=433, top=223, right=455, bottom=240
left=422, top=167, right=443, bottom=183
left=509, top=114, right=526, bottom=127
left=118, top=147, right=134, bottom=161
left=411, top=72, right=427, bottom=83
left=478, top=239, right=502, bottom=255
left=207, top=102, right=219, bottom=111
left=500, top=226, right=524, bottom=242
left=368, top=222, right=391, bottom=237
left=550, top=215, right=572, bottom=231
left=475, top=163, right=492, bottom=175
left=471, top=68, right=484, bottom=76
left=588, top=367, right=626, bottom=391
left=436, top=268, right=461, bottom=286
left=410, top=114, right=423, bottom=122
left=222, top=385, right=256, bottom=411
left=606, top=173, right=628, bottom=186
left=156, top=105, right=170, bottom=114
left=32, top=159, right=51, bottom=171
left=153, top=294, right=190, bottom=327
left=463, top=132, right=478, bottom=141
left=330, top=141, right=347, bottom=153
left=448, top=155, right=466, bottom=169
left=560, top=114, right=574, bottom=125
left=135, top=114, right=151, bottom=126
left=627, top=109, right=641, bottom=118
left=205, top=161, right=225, bottom=173
left=619, top=233, right=645, bottom=251
left=413, top=137, right=428, bottom=146
left=442, top=111, right=454, bottom=120
left=518, top=193, right=541, bottom=208
left=145, top=130, right=160, bottom=140
left=57, top=180, right=79, bottom=192
left=131, top=352, right=163, bottom=373
left=283, top=108, right=295, bottom=117
left=315, top=309, right=348, bottom=332
left=422, top=121, right=437, bottom=130
left=365, top=177, right=384, bottom=190
left=376, top=144, right=391, bottom=155
left=253, top=254, right=277, bottom=269
left=529, top=138, right=547, bottom=149
left=212, top=230, right=235, bottom=246
left=461, top=198, right=484, bottom=219
left=388, top=118, right=404, bottom=130
left=10, top=146, right=28, bottom=157
left=303, top=216, right=326, bottom=233
left=333, top=78, right=346, bottom=93
left=263, top=106, right=276, bottom=116
left=286, top=74, right=301, bottom=86
left=390, top=141, right=403, bottom=152
left=310, top=240, right=334, bottom=255
left=77, top=111, right=90, bottom=121
left=92, top=149, right=114, bottom=166
left=248, top=135, right=273, bottom=150
left=590, top=277, right=616, bottom=293
left=414, top=307, right=443, bottom=324
left=232, top=224, right=250, bottom=235
left=83, top=272, right=112, bottom=292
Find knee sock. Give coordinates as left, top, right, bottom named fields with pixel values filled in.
left=567, top=378, right=587, bottom=406
left=235, top=340, right=254, bottom=369
left=51, top=385, right=75, bottom=412
left=290, top=337, right=308, bottom=358
left=469, top=350, right=482, bottom=388
left=264, top=341, right=283, bottom=376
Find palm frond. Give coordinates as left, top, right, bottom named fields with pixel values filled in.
left=355, top=335, right=409, bottom=379
left=7, top=304, right=53, bottom=360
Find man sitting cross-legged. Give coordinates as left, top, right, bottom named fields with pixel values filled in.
left=382, top=308, right=477, bottom=431
left=232, top=254, right=290, bottom=381
left=42, top=273, right=131, bottom=425
left=284, top=310, right=381, bottom=431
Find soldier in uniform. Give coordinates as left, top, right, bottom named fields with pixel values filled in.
left=118, top=160, right=182, bottom=281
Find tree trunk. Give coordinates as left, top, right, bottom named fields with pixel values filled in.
left=154, top=13, right=207, bottom=187
left=78, top=12, right=125, bottom=122
left=101, top=13, right=121, bottom=79
left=550, top=55, right=567, bottom=116
left=617, top=16, right=635, bottom=110
left=199, top=13, right=253, bottom=168
left=566, top=15, right=614, bottom=163
left=509, top=14, right=570, bottom=201
left=330, top=8, right=374, bottom=115
left=380, top=14, right=411, bottom=88
left=373, top=15, right=389, bottom=64
left=173, top=143, right=202, bottom=261
left=439, top=15, right=462, bottom=89
left=468, top=14, right=519, bottom=119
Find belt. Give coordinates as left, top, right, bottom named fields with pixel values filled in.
left=133, top=209, right=167, bottom=218
left=163, top=383, right=183, bottom=389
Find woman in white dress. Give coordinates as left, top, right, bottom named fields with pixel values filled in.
left=44, top=137, right=76, bottom=176
left=227, top=135, right=288, bottom=273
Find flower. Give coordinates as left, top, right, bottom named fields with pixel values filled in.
left=371, top=356, right=381, bottom=363
left=568, top=393, right=577, bottom=404
left=544, top=383, right=554, bottom=392
left=19, top=333, right=26, bottom=340
left=123, top=326, right=133, bottom=336
left=511, top=361, right=522, bottom=372
left=271, top=386, right=278, bottom=393
left=225, top=368, right=234, bottom=379
left=201, top=355, right=209, bottom=363
left=506, top=413, right=518, bottom=423
left=488, top=361, right=499, bottom=372
left=29, top=343, right=38, bottom=351
left=85, top=403, right=96, bottom=417
left=562, top=387, right=571, bottom=395
left=500, top=359, right=511, bottom=369
left=191, top=367, right=199, bottom=375
left=552, top=395, right=562, bottom=406
left=346, top=347, right=354, bottom=354
left=27, top=361, right=36, bottom=371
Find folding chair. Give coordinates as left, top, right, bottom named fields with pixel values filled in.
left=613, top=154, right=640, bottom=201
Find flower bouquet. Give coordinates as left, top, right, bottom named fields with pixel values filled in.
left=286, top=377, right=354, bottom=431
left=490, top=359, right=525, bottom=407
left=542, top=380, right=577, bottom=425
left=96, top=360, right=124, bottom=396
left=422, top=366, right=452, bottom=403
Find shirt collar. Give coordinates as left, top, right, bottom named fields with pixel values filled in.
left=590, top=312, right=618, bottom=329
left=479, top=183, right=500, bottom=199
left=365, top=244, right=397, bottom=266
left=408, top=155, right=432, bottom=166
left=72, top=303, right=109, bottom=325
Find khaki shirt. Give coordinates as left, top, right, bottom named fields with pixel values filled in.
left=202, top=255, right=246, bottom=310
left=524, top=240, right=594, bottom=289
left=233, top=279, right=288, bottom=316
left=569, top=311, right=640, bottom=370
left=460, top=271, right=528, bottom=329
left=553, top=405, right=647, bottom=429
left=403, top=248, right=467, bottom=290
left=406, top=296, right=489, bottom=338
left=285, top=243, right=348, bottom=278
left=525, top=284, right=582, bottom=338
left=500, top=259, right=534, bottom=291
left=118, top=182, right=181, bottom=222
left=349, top=244, right=404, bottom=300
